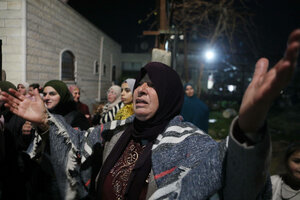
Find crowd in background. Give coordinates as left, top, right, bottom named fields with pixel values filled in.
left=4, top=78, right=210, bottom=133
left=0, top=78, right=138, bottom=199
left=13, top=79, right=138, bottom=129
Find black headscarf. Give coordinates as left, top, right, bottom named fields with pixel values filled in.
left=0, top=81, right=17, bottom=94
left=131, top=62, right=184, bottom=140
left=0, top=81, right=17, bottom=115
left=97, top=62, right=184, bottom=199
left=43, top=80, right=76, bottom=116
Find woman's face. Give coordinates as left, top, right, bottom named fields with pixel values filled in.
left=185, top=85, right=194, bottom=97
left=72, top=88, right=80, bottom=102
left=133, top=77, right=159, bottom=121
left=28, top=86, right=35, bottom=97
left=43, top=86, right=61, bottom=109
left=121, top=82, right=133, bottom=105
left=107, top=89, right=117, bottom=103
left=287, top=150, right=300, bottom=182
left=17, top=84, right=27, bottom=95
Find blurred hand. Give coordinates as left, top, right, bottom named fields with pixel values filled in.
left=239, top=29, right=300, bottom=133
left=2, top=88, right=48, bottom=125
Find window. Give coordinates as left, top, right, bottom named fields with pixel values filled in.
left=102, top=64, right=106, bottom=76
left=112, top=65, right=116, bottom=82
left=61, top=50, right=75, bottom=81
left=121, top=62, right=142, bottom=71
left=94, top=61, right=99, bottom=74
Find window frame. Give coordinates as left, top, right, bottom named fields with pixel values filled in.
left=60, top=49, right=76, bottom=82
left=94, top=60, right=99, bottom=75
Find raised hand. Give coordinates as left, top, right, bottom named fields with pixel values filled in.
left=239, top=29, right=300, bottom=133
left=2, top=88, right=48, bottom=125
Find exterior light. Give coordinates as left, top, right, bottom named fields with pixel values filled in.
left=207, top=74, right=214, bottom=89
left=204, top=50, right=215, bottom=62
left=227, top=85, right=236, bottom=92
left=209, top=119, right=217, bottom=123
left=165, top=41, right=169, bottom=51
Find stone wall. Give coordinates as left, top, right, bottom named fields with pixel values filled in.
left=120, top=53, right=151, bottom=71
left=25, top=0, right=121, bottom=108
left=0, top=0, right=26, bottom=84
left=0, top=0, right=123, bottom=112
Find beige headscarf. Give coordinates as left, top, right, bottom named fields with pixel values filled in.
left=17, top=82, right=29, bottom=91
left=102, top=85, right=122, bottom=112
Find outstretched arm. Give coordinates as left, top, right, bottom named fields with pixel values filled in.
left=223, top=29, right=300, bottom=199
left=2, top=88, right=48, bottom=128
left=239, top=29, right=300, bottom=133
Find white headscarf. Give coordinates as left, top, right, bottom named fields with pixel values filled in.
left=124, top=78, right=136, bottom=93
left=103, top=85, right=122, bottom=112
left=17, top=82, right=29, bottom=91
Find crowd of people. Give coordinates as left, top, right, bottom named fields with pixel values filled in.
left=0, top=78, right=138, bottom=199
left=0, top=29, right=299, bottom=200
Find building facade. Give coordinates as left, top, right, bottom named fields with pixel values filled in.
left=0, top=0, right=122, bottom=110
left=120, top=53, right=151, bottom=80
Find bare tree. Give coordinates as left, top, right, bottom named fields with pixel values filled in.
left=170, top=0, right=255, bottom=96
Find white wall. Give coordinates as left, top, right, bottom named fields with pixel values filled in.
left=0, top=0, right=26, bottom=84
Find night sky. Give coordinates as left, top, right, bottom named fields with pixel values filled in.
left=68, top=0, right=300, bottom=57
left=68, top=0, right=156, bottom=52
left=254, top=0, right=300, bottom=57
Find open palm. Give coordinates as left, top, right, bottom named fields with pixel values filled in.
left=2, top=88, right=48, bottom=124
left=239, top=29, right=300, bottom=133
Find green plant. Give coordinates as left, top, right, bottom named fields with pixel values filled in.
left=208, top=111, right=233, bottom=139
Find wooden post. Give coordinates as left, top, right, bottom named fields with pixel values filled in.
left=143, top=0, right=169, bottom=50
left=183, top=31, right=189, bottom=82
left=160, top=0, right=168, bottom=31
left=197, top=62, right=205, bottom=98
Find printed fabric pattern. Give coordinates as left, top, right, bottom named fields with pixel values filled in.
left=26, top=114, right=271, bottom=200
left=114, top=103, right=134, bottom=120
left=100, top=102, right=124, bottom=124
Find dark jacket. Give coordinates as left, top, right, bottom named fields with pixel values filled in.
left=64, top=109, right=90, bottom=131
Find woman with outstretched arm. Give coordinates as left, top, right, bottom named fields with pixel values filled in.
left=2, top=29, right=300, bottom=200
